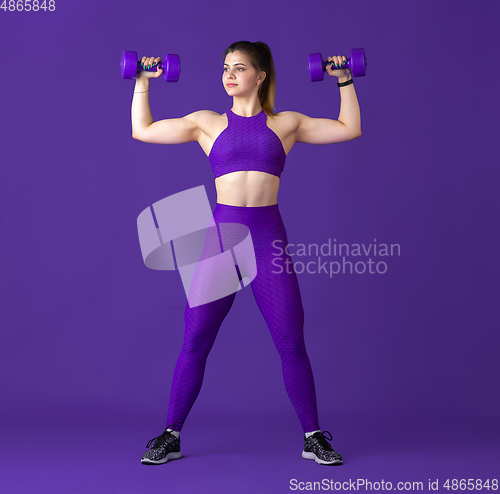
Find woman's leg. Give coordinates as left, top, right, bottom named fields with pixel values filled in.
left=165, top=292, right=236, bottom=431
left=250, top=220, right=321, bottom=433
left=165, top=213, right=238, bottom=431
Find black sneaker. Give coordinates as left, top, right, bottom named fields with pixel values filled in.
left=302, top=430, right=343, bottom=465
left=141, top=424, right=182, bottom=465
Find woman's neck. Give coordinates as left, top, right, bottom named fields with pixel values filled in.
left=231, top=98, right=263, bottom=118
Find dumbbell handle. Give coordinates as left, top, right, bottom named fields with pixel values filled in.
left=324, top=59, right=349, bottom=71
left=138, top=61, right=165, bottom=73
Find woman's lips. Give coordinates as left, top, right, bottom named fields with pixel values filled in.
left=227, top=84, right=237, bottom=87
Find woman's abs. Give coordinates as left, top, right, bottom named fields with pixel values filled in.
left=215, top=170, right=280, bottom=207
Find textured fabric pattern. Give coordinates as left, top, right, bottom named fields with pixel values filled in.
left=208, top=109, right=286, bottom=179
left=166, top=203, right=320, bottom=433
left=303, top=430, right=343, bottom=465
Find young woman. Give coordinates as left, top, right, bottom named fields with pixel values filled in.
left=132, top=40, right=361, bottom=466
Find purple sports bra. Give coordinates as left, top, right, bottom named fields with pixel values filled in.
left=208, top=109, right=286, bottom=179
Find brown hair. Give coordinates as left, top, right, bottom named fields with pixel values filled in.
left=221, top=41, right=278, bottom=117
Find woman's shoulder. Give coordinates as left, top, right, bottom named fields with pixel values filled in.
left=184, top=109, right=224, bottom=126
left=186, top=110, right=226, bottom=136
left=274, top=110, right=304, bottom=121
left=272, top=110, right=305, bottom=126
left=186, top=109, right=225, bottom=120
left=270, top=111, right=304, bottom=133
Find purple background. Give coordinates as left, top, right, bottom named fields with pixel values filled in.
left=1, top=0, right=499, bottom=492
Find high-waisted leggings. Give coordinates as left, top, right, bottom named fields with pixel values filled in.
left=165, top=202, right=320, bottom=433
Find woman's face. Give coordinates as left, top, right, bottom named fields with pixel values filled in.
left=222, top=51, right=265, bottom=96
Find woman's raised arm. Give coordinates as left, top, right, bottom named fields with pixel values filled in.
left=131, top=55, right=201, bottom=145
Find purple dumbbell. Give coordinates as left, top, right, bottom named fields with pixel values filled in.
left=120, top=50, right=180, bottom=82
left=308, top=48, right=367, bottom=82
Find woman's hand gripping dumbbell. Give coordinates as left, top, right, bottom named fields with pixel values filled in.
left=137, top=56, right=164, bottom=80
left=324, top=55, right=350, bottom=80
left=307, top=48, right=367, bottom=82
left=120, top=50, right=181, bottom=82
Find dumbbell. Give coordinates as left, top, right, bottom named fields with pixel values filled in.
left=120, top=50, right=181, bottom=82
left=307, top=48, right=367, bottom=82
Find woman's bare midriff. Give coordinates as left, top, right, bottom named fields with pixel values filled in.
left=198, top=110, right=297, bottom=207
left=215, top=171, right=280, bottom=206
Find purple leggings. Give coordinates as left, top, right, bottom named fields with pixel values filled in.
left=166, top=202, right=320, bottom=433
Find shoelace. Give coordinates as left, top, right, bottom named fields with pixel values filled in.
left=314, top=430, right=334, bottom=451
left=146, top=424, right=177, bottom=449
